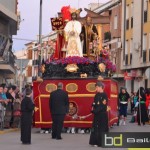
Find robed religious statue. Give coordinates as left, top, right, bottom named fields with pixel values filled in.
left=64, top=8, right=83, bottom=57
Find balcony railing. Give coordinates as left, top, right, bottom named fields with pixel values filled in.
left=2, top=51, right=16, bottom=67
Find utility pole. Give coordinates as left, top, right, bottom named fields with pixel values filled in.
left=38, top=0, right=43, bottom=76
left=20, top=58, right=23, bottom=93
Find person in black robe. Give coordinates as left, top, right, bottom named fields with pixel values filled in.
left=49, top=82, right=69, bottom=140
left=89, top=81, right=109, bottom=147
left=21, top=88, right=34, bottom=144
left=137, top=87, right=149, bottom=125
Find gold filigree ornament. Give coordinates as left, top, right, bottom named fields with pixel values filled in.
left=65, top=64, right=78, bottom=72
left=41, top=64, right=45, bottom=73
left=80, top=73, right=87, bottom=78
left=97, top=75, right=104, bottom=81
left=107, top=106, right=111, bottom=111
left=98, top=63, right=106, bottom=72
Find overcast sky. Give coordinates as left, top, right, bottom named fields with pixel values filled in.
left=12, top=0, right=110, bottom=51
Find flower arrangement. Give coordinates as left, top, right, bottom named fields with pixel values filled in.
left=43, top=50, right=116, bottom=78
left=97, top=49, right=116, bottom=73
left=50, top=56, right=94, bottom=65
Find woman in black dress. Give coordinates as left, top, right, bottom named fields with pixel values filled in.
left=89, top=81, right=109, bottom=147
left=137, top=87, right=149, bottom=125
left=21, top=88, right=34, bottom=144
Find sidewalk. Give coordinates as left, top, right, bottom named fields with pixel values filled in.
left=0, top=128, right=19, bottom=134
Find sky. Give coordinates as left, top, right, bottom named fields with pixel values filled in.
left=12, top=0, right=110, bottom=51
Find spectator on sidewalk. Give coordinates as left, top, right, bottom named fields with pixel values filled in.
left=133, top=92, right=138, bottom=107
left=0, top=85, right=5, bottom=127
left=5, top=86, right=14, bottom=128
left=119, top=87, right=130, bottom=126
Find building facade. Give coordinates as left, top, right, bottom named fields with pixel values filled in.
left=121, top=0, right=150, bottom=92
left=0, top=0, right=19, bottom=84
left=94, top=0, right=124, bottom=89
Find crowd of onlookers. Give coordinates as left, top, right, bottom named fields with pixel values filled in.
left=129, top=88, right=150, bottom=124
left=0, top=84, right=32, bottom=129
left=119, top=87, right=150, bottom=126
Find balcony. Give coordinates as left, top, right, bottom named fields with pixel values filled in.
left=0, top=51, right=16, bottom=75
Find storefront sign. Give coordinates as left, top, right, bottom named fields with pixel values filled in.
left=124, top=72, right=132, bottom=80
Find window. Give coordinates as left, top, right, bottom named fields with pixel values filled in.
left=143, top=34, right=147, bottom=51
left=131, top=17, right=133, bottom=28
left=131, top=3, right=134, bottom=17
left=144, top=0, right=148, bottom=11
left=27, top=66, right=32, bottom=77
left=129, top=39, right=133, bottom=65
left=126, top=19, right=129, bottom=30
left=126, top=5, right=129, bottom=30
left=131, top=3, right=134, bottom=28
left=149, top=33, right=150, bottom=61
left=125, top=40, right=128, bottom=65
left=143, top=50, right=146, bottom=62
left=130, top=53, right=132, bottom=64
left=104, top=32, right=111, bottom=41
left=143, top=34, right=147, bottom=62
left=125, top=40, right=128, bottom=55
left=125, top=54, right=128, bottom=65
left=144, top=11, right=147, bottom=23
left=130, top=39, right=133, bottom=54
left=149, top=33, right=150, bottom=49
left=114, top=15, right=118, bottom=29
left=143, top=0, right=148, bottom=23
left=126, top=5, right=129, bottom=19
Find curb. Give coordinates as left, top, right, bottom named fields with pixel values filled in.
left=0, top=128, right=20, bottom=134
